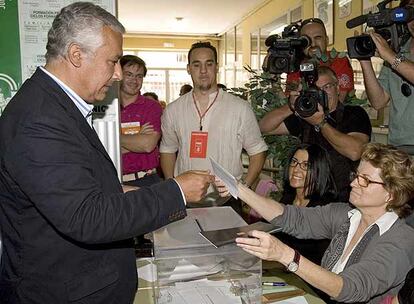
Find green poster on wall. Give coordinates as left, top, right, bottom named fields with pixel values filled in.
left=0, top=0, right=21, bottom=115
left=0, top=0, right=115, bottom=116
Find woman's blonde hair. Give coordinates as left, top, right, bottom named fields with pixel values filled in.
left=361, top=143, right=414, bottom=217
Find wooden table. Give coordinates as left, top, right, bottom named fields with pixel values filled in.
left=261, top=261, right=326, bottom=304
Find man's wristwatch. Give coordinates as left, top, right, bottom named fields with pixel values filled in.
left=391, top=54, right=406, bottom=70
left=314, top=116, right=328, bottom=132
left=287, top=250, right=301, bottom=273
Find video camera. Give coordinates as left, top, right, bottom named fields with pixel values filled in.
left=346, top=0, right=414, bottom=59
left=262, top=22, right=311, bottom=74
left=294, top=63, right=329, bottom=118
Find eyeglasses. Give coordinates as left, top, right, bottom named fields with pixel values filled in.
left=319, top=82, right=338, bottom=92
left=290, top=158, right=309, bottom=170
left=349, top=171, right=385, bottom=188
left=123, top=72, right=144, bottom=80
left=301, top=18, right=325, bottom=27
left=401, top=83, right=412, bottom=97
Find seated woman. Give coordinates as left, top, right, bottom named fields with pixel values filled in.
left=277, top=143, right=337, bottom=265
left=217, top=143, right=414, bottom=303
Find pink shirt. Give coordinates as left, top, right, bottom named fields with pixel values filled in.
left=379, top=295, right=394, bottom=304
left=121, top=94, right=162, bottom=174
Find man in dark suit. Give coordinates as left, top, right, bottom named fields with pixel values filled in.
left=0, top=2, right=212, bottom=303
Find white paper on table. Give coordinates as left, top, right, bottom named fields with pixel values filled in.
left=157, top=288, right=185, bottom=304
left=158, top=279, right=242, bottom=304
left=209, top=157, right=239, bottom=199
left=137, top=263, right=157, bottom=282
left=168, top=259, right=222, bottom=281
left=274, top=296, right=308, bottom=304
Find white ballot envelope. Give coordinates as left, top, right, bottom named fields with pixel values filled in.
left=209, top=157, right=239, bottom=199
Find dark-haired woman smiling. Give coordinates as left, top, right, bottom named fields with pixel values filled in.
left=277, top=143, right=337, bottom=265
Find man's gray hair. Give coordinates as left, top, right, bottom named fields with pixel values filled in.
left=46, top=2, right=125, bottom=61
left=317, top=66, right=338, bottom=82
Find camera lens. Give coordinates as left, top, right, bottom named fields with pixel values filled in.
left=274, top=58, right=288, bottom=70
left=300, top=97, right=313, bottom=110
left=267, top=56, right=289, bottom=74
left=295, top=94, right=318, bottom=117
left=355, top=36, right=374, bottom=56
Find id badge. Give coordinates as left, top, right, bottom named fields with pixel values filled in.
left=190, top=131, right=208, bottom=158
left=121, top=121, right=140, bottom=135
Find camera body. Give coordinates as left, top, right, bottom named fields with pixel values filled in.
left=294, top=63, right=329, bottom=118
left=263, top=22, right=310, bottom=74
left=346, top=0, right=414, bottom=59
left=346, top=35, right=376, bottom=59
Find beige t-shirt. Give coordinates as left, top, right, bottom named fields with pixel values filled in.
left=160, top=89, right=268, bottom=180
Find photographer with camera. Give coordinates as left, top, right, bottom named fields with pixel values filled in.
left=260, top=66, right=371, bottom=201
left=286, top=18, right=355, bottom=103
left=358, top=0, right=414, bottom=155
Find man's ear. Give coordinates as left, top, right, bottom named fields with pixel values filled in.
left=67, top=43, right=83, bottom=68
left=186, top=64, right=190, bottom=75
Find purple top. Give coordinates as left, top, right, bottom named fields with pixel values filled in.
left=121, top=94, right=162, bottom=174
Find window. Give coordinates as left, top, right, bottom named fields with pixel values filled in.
left=226, top=28, right=236, bottom=65
left=138, top=51, right=188, bottom=68
left=290, top=6, right=302, bottom=23
left=250, top=30, right=260, bottom=71
left=218, top=34, right=226, bottom=84
left=236, top=25, right=243, bottom=64
left=141, top=70, right=166, bottom=102
left=235, top=25, right=248, bottom=87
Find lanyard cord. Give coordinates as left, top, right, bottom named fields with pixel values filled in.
left=192, top=90, right=219, bottom=131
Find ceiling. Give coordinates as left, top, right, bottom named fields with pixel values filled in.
left=117, top=0, right=267, bottom=36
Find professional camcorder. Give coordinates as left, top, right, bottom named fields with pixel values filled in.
left=262, top=22, right=311, bottom=74
left=346, top=0, right=414, bottom=59
left=294, top=63, right=329, bottom=118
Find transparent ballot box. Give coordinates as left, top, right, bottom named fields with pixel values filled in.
left=153, top=207, right=262, bottom=304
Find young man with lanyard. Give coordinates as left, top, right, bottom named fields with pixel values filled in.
left=160, top=42, right=268, bottom=214
left=286, top=17, right=354, bottom=103
left=119, top=55, right=163, bottom=187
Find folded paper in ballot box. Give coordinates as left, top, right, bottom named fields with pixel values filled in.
left=153, top=207, right=263, bottom=304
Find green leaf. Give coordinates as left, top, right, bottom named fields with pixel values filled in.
left=330, top=48, right=337, bottom=58
left=320, top=53, right=329, bottom=63
left=314, top=49, right=322, bottom=59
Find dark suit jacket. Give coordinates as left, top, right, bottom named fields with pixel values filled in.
left=0, top=68, right=186, bottom=303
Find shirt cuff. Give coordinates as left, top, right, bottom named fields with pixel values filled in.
left=173, top=178, right=187, bottom=206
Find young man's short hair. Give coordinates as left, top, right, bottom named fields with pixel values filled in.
left=120, top=55, right=147, bottom=77
left=188, top=41, right=218, bottom=64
